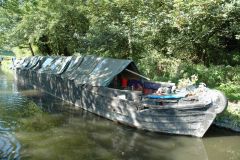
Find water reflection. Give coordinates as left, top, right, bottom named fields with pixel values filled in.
left=204, top=127, right=240, bottom=160
left=13, top=92, right=209, bottom=160
left=0, top=70, right=21, bottom=159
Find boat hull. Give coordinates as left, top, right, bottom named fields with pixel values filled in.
left=16, top=69, right=222, bottom=137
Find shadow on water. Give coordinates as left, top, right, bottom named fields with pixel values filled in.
left=205, top=125, right=240, bottom=138
left=202, top=126, right=240, bottom=160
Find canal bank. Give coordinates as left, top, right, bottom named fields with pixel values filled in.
left=214, top=102, right=240, bottom=132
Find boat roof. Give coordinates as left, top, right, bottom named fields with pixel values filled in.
left=21, top=55, right=141, bottom=87
left=73, top=55, right=138, bottom=86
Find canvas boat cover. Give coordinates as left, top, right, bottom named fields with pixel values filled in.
left=20, top=55, right=139, bottom=87
left=69, top=55, right=136, bottom=87
left=55, top=56, right=73, bottom=74
left=30, top=56, right=48, bottom=71
left=24, top=56, right=41, bottom=69
left=37, top=56, right=56, bottom=73
left=18, top=57, right=31, bottom=69
left=15, top=57, right=28, bottom=69
left=41, top=56, right=72, bottom=74
left=61, top=56, right=84, bottom=79
left=69, top=55, right=103, bottom=81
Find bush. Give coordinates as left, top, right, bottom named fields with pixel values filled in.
left=218, top=82, right=240, bottom=101
left=138, top=55, right=240, bottom=102
left=138, top=52, right=181, bottom=82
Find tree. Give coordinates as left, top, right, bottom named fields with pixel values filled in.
left=0, top=0, right=90, bottom=56
left=0, top=0, right=239, bottom=66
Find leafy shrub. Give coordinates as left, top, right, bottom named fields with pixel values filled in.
left=138, top=52, right=181, bottom=82
left=139, top=55, right=240, bottom=102
left=218, top=82, right=240, bottom=101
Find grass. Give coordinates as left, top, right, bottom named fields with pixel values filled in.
left=217, top=82, right=240, bottom=102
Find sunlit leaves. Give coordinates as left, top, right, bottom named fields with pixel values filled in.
left=0, top=0, right=240, bottom=64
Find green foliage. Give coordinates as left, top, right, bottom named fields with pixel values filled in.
left=0, top=0, right=240, bottom=65
left=12, top=46, right=36, bottom=57
left=138, top=52, right=181, bottom=81
left=218, top=82, right=240, bottom=101
left=138, top=54, right=240, bottom=102
left=0, top=0, right=89, bottom=56
left=175, top=64, right=227, bottom=87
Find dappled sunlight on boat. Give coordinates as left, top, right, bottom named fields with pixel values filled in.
left=16, top=55, right=228, bottom=137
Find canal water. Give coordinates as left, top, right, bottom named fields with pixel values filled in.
left=0, top=69, right=240, bottom=160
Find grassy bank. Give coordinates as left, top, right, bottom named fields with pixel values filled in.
left=215, top=102, right=240, bottom=129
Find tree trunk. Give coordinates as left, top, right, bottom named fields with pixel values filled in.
left=128, top=31, right=133, bottom=56
left=29, top=43, right=35, bottom=56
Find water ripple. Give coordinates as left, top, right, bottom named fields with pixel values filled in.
left=0, top=131, right=21, bottom=160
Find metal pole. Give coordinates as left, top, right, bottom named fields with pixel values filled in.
left=125, top=69, right=150, bottom=80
